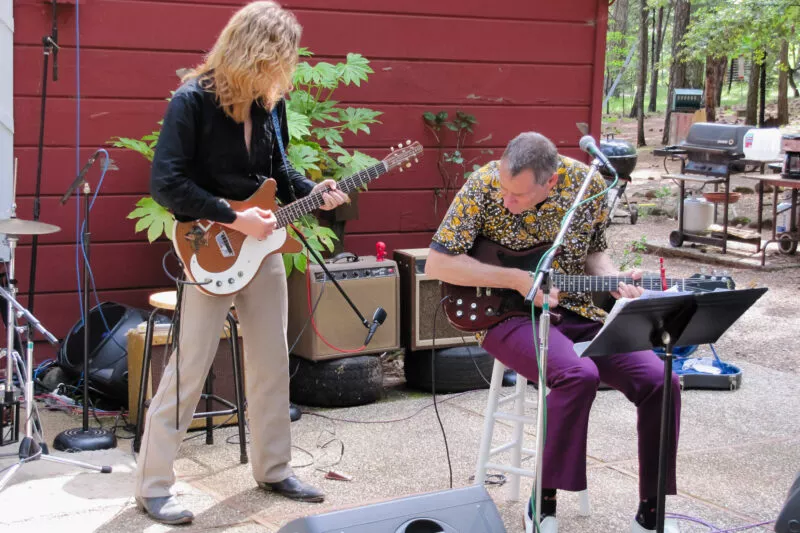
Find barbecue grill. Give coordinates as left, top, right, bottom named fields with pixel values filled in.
left=655, top=123, right=766, bottom=253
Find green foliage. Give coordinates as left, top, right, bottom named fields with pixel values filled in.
left=423, top=110, right=491, bottom=213
left=283, top=216, right=338, bottom=277
left=286, top=51, right=382, bottom=186
left=619, top=235, right=648, bottom=271
left=113, top=50, right=382, bottom=277
left=682, top=0, right=800, bottom=63
left=127, top=197, right=175, bottom=243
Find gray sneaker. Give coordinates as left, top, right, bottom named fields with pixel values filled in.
left=135, top=496, right=194, bottom=525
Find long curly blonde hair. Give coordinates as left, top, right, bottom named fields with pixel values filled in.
left=183, top=1, right=301, bottom=122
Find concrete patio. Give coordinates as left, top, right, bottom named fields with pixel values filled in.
left=1, top=353, right=797, bottom=532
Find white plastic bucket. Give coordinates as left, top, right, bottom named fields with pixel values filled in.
left=743, top=128, right=783, bottom=161
left=683, top=198, right=714, bottom=233
left=776, top=202, right=791, bottom=233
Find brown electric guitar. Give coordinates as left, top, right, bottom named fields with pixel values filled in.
left=441, top=237, right=736, bottom=332
left=172, top=141, right=423, bottom=296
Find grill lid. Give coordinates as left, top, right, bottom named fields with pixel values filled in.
left=681, top=123, right=752, bottom=157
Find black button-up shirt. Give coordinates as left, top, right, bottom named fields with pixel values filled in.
left=150, top=77, right=316, bottom=223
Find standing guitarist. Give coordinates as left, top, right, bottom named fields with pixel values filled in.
left=135, top=1, right=348, bottom=525
left=425, top=132, right=681, bottom=533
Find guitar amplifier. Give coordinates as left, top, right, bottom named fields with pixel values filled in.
left=393, top=248, right=476, bottom=351
left=287, top=255, right=400, bottom=360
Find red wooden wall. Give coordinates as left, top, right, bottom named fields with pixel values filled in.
left=12, top=0, right=608, bottom=351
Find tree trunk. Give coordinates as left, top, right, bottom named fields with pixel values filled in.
left=790, top=67, right=800, bottom=98
left=612, top=0, right=630, bottom=34
left=648, top=6, right=665, bottom=112
left=746, top=56, right=760, bottom=126
left=704, top=56, right=726, bottom=122
left=779, top=39, right=790, bottom=125
left=760, top=52, right=767, bottom=127
left=715, top=57, right=727, bottom=107
left=630, top=88, right=640, bottom=118
left=637, top=0, right=649, bottom=147
left=686, top=60, right=705, bottom=89
left=662, top=0, right=691, bottom=145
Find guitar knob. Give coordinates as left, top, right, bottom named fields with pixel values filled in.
left=216, top=281, right=223, bottom=287
left=456, top=299, right=463, bottom=306
left=470, top=314, right=477, bottom=321
left=237, top=271, right=244, bottom=277
left=456, top=310, right=464, bottom=318
left=228, top=278, right=235, bottom=284
left=470, top=302, right=478, bottom=309
left=486, top=307, right=494, bottom=316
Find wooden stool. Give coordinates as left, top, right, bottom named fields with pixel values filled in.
left=133, top=288, right=248, bottom=464
left=474, top=359, right=590, bottom=514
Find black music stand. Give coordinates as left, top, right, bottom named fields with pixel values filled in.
left=579, top=288, right=768, bottom=533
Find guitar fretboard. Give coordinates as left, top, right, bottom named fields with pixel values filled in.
left=553, top=275, right=686, bottom=292
left=276, top=162, right=387, bottom=228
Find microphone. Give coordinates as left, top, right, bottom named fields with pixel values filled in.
left=60, top=151, right=100, bottom=205
left=579, top=135, right=616, bottom=175
left=364, top=307, right=387, bottom=346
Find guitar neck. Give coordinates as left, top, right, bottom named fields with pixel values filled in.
left=552, top=275, right=687, bottom=292
left=276, top=162, right=387, bottom=228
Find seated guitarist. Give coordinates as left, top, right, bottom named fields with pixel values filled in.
left=425, top=132, right=681, bottom=533
left=136, top=1, right=348, bottom=525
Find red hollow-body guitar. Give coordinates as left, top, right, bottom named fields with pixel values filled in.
left=441, top=237, right=735, bottom=332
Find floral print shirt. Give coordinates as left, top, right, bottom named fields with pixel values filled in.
left=430, top=156, right=610, bottom=323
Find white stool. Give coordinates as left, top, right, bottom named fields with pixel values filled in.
left=474, top=359, right=591, bottom=516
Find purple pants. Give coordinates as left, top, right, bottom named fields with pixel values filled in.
left=482, top=310, right=680, bottom=499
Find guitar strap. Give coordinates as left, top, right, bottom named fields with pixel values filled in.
left=270, top=106, right=299, bottom=203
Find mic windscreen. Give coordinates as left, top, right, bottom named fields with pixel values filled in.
left=372, top=307, right=387, bottom=325
left=579, top=135, right=596, bottom=153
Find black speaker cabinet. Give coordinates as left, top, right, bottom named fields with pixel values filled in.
left=277, top=485, right=505, bottom=533
left=287, top=255, right=400, bottom=360
left=394, top=248, right=477, bottom=352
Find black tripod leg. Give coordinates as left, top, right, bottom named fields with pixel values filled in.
left=656, top=347, right=674, bottom=533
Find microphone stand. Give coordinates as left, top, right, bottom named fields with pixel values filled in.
left=52, top=156, right=117, bottom=452
left=28, top=0, right=61, bottom=316
left=525, top=159, right=612, bottom=530
left=290, top=225, right=373, bottom=334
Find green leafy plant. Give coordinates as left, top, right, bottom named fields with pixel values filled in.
left=422, top=110, right=491, bottom=214
left=619, top=235, right=648, bottom=271
left=111, top=50, right=381, bottom=277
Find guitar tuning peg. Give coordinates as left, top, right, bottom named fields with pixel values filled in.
left=405, top=163, right=411, bottom=168
left=398, top=143, right=403, bottom=148
left=399, top=168, right=404, bottom=173
left=414, top=158, right=419, bottom=163
left=406, top=140, right=411, bottom=145
left=700, top=266, right=708, bottom=275
left=390, top=146, right=394, bottom=151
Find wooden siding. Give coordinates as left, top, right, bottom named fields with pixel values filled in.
left=12, top=0, right=608, bottom=352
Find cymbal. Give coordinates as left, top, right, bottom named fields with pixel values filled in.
left=0, top=217, right=61, bottom=236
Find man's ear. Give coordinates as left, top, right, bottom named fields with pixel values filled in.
left=546, top=172, right=559, bottom=189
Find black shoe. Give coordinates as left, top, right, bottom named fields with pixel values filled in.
left=258, top=476, right=324, bottom=502
left=290, top=403, right=302, bottom=422
left=135, top=496, right=194, bottom=525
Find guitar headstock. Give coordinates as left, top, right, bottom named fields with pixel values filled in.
left=686, top=272, right=736, bottom=292
left=384, top=141, right=423, bottom=173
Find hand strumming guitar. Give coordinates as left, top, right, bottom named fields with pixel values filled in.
left=223, top=207, right=277, bottom=241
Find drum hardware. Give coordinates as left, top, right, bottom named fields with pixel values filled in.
left=0, top=167, right=112, bottom=492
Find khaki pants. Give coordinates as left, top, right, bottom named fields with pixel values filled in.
left=135, top=254, right=293, bottom=498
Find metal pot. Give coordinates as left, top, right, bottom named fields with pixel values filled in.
left=599, top=138, right=638, bottom=178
